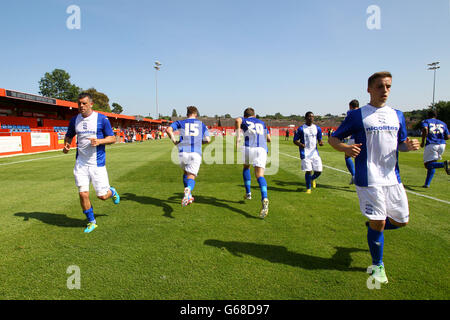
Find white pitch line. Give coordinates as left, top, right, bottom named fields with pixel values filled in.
left=279, top=151, right=450, bottom=205
left=0, top=154, right=70, bottom=166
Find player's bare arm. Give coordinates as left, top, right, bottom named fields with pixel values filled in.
left=293, top=138, right=305, bottom=149
left=202, top=136, right=211, bottom=145
left=267, top=134, right=271, bottom=143
left=420, top=127, right=428, bottom=148
left=166, top=127, right=179, bottom=145
left=90, top=135, right=116, bottom=147
left=235, top=117, right=242, bottom=147
left=328, top=136, right=362, bottom=158
left=63, top=136, right=72, bottom=153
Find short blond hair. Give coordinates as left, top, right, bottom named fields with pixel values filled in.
left=368, top=71, right=392, bottom=87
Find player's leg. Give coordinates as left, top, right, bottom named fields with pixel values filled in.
left=301, top=158, right=312, bottom=193
left=254, top=148, right=269, bottom=218
left=74, top=164, right=97, bottom=233
left=311, top=156, right=322, bottom=188
left=356, top=186, right=388, bottom=284
left=92, top=166, right=120, bottom=204
left=242, top=147, right=252, bottom=199
left=243, top=164, right=252, bottom=199
left=305, top=171, right=312, bottom=192
left=182, top=153, right=201, bottom=206
left=423, top=144, right=445, bottom=187
left=255, top=167, right=269, bottom=218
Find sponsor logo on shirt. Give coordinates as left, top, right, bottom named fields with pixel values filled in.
left=365, top=125, right=398, bottom=132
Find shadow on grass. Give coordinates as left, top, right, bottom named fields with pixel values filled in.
left=14, top=212, right=107, bottom=228
left=237, top=184, right=300, bottom=193
left=168, top=193, right=260, bottom=220
left=403, top=184, right=427, bottom=192
left=204, top=240, right=367, bottom=272
left=121, top=193, right=177, bottom=219
left=263, top=180, right=356, bottom=194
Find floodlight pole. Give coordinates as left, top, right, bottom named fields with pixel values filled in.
left=427, top=61, right=440, bottom=107
left=154, top=61, right=162, bottom=119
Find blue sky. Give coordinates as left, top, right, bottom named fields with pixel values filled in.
left=0, top=0, right=449, bottom=118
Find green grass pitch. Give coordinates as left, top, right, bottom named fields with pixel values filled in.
left=0, top=137, right=448, bottom=299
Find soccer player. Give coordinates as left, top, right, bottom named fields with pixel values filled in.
left=329, top=71, right=420, bottom=284
left=293, top=112, right=324, bottom=194
left=63, top=92, right=120, bottom=233
left=235, top=107, right=271, bottom=218
left=166, top=106, right=211, bottom=206
left=344, top=99, right=359, bottom=184
left=420, top=109, right=450, bottom=188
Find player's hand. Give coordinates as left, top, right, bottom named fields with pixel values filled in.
left=90, top=138, right=100, bottom=147
left=420, top=141, right=425, bottom=148
left=405, top=138, right=420, bottom=151
left=345, top=143, right=362, bottom=158
left=62, top=143, right=71, bottom=154
left=318, top=141, right=324, bottom=146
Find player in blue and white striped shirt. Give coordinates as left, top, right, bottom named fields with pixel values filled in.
left=64, top=92, right=120, bottom=233
left=420, top=109, right=450, bottom=188
left=235, top=107, right=271, bottom=218
left=166, top=106, right=211, bottom=206
left=293, top=112, right=324, bottom=193
left=329, top=71, right=420, bottom=285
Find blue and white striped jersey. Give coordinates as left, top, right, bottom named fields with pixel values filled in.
left=294, top=124, right=322, bottom=160
left=66, top=112, right=114, bottom=167
left=332, top=104, right=407, bottom=187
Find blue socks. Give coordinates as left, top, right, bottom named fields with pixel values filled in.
left=257, top=177, right=268, bottom=200
left=384, top=217, right=399, bottom=230
left=187, top=178, right=196, bottom=192
left=345, top=157, right=355, bottom=177
left=183, top=174, right=188, bottom=188
left=305, top=172, right=312, bottom=189
left=367, top=227, right=384, bottom=266
left=243, top=168, right=251, bottom=194
left=83, top=207, right=95, bottom=223
left=311, top=171, right=322, bottom=180
left=424, top=162, right=444, bottom=186
left=305, top=172, right=321, bottom=189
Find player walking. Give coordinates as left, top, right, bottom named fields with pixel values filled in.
left=293, top=112, right=324, bottom=194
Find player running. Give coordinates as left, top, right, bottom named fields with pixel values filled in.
left=293, top=112, right=324, bottom=194
left=329, top=71, right=420, bottom=285
left=63, top=92, right=120, bottom=233
left=420, top=109, right=450, bottom=188
left=235, top=107, right=271, bottom=219
left=166, top=106, right=211, bottom=206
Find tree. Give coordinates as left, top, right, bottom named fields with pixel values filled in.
left=111, top=103, right=123, bottom=114
left=39, top=69, right=81, bottom=102
left=171, top=109, right=178, bottom=117
left=82, top=88, right=111, bottom=112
